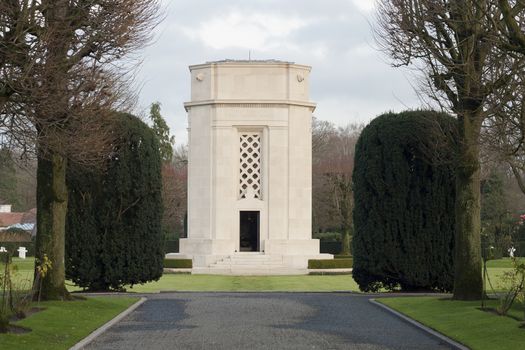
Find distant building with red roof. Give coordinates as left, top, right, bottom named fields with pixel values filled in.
left=0, top=205, right=37, bottom=241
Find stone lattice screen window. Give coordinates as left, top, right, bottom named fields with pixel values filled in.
left=239, top=132, right=261, bottom=199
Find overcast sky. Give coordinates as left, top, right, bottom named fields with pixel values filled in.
left=135, top=0, right=422, bottom=144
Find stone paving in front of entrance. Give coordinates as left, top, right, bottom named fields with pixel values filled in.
left=86, top=293, right=454, bottom=350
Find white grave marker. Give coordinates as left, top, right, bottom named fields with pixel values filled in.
left=17, top=246, right=28, bottom=259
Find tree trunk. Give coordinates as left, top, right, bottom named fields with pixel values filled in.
left=341, top=228, right=351, bottom=256
left=453, top=114, right=483, bottom=300
left=34, top=152, right=70, bottom=300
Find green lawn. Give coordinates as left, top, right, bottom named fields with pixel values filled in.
left=9, top=256, right=35, bottom=272
left=486, top=258, right=516, bottom=268
left=3, top=257, right=34, bottom=287
left=378, top=297, right=525, bottom=350
left=486, top=267, right=510, bottom=292
left=4, top=256, right=520, bottom=293
left=4, top=257, right=359, bottom=292
left=0, top=296, right=138, bottom=350
left=125, top=274, right=359, bottom=292
left=484, top=258, right=523, bottom=292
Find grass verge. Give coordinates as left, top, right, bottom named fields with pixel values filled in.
left=4, top=258, right=360, bottom=293
left=5, top=257, right=516, bottom=293
left=378, top=297, right=525, bottom=350
left=485, top=258, right=521, bottom=269
left=124, top=274, right=360, bottom=292
left=0, top=296, right=138, bottom=350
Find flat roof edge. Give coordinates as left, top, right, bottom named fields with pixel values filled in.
left=188, top=60, right=312, bottom=71
left=184, top=99, right=317, bottom=112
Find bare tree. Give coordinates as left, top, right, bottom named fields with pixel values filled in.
left=0, top=1, right=161, bottom=299
left=375, top=0, right=525, bottom=300
left=313, top=122, right=362, bottom=254
left=162, top=145, right=188, bottom=240
left=481, top=0, right=525, bottom=193
left=498, top=0, right=525, bottom=54
left=312, top=119, right=340, bottom=234
left=312, top=117, right=335, bottom=156
left=481, top=77, right=525, bottom=193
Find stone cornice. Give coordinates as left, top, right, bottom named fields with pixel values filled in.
left=184, top=99, right=317, bottom=112
left=189, top=61, right=312, bottom=71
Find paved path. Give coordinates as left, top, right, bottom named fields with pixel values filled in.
left=86, top=293, right=453, bottom=350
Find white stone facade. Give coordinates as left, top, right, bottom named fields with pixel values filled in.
left=174, top=60, right=331, bottom=274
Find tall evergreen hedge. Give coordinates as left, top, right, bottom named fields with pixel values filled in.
left=352, top=110, right=456, bottom=292
left=66, top=113, right=163, bottom=291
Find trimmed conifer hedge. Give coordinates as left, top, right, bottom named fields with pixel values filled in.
left=308, top=258, right=353, bottom=269
left=163, top=259, right=192, bottom=269
left=65, top=113, right=163, bottom=291
left=352, top=110, right=456, bottom=292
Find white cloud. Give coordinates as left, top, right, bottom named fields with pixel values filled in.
left=136, top=0, right=421, bottom=144
left=352, top=0, right=376, bottom=13
left=315, top=94, right=422, bottom=128
left=311, top=45, right=328, bottom=59
left=182, top=12, right=310, bottom=50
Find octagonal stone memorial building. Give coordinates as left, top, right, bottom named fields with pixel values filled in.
left=174, top=60, right=331, bottom=274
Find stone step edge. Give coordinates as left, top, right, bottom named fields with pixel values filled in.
left=219, top=262, right=282, bottom=265
left=191, top=267, right=308, bottom=275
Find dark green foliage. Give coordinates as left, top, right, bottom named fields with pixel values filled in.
left=149, top=102, right=175, bottom=163
left=319, top=241, right=343, bottom=254
left=183, top=211, right=188, bottom=238
left=163, top=240, right=179, bottom=254
left=480, top=170, right=518, bottom=259
left=313, top=232, right=342, bottom=242
left=66, top=113, right=163, bottom=291
left=352, top=110, right=456, bottom=292
left=481, top=171, right=507, bottom=226
left=308, top=258, right=353, bottom=269
left=163, top=258, right=192, bottom=269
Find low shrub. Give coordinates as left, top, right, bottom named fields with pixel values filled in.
left=308, top=258, right=353, bottom=269
left=496, top=256, right=525, bottom=316
left=163, top=259, right=192, bottom=269
left=309, top=270, right=352, bottom=275
left=313, top=232, right=342, bottom=242
left=334, top=255, right=353, bottom=259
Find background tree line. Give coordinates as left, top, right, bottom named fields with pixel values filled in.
left=4, top=111, right=525, bottom=259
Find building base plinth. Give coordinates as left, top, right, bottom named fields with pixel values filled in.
left=168, top=238, right=333, bottom=275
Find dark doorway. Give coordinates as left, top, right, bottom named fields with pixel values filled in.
left=239, top=211, right=259, bottom=252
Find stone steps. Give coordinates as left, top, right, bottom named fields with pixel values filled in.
left=213, top=261, right=284, bottom=266
left=197, top=253, right=307, bottom=275
left=212, top=254, right=284, bottom=267
left=192, top=267, right=308, bottom=276
left=214, top=254, right=283, bottom=267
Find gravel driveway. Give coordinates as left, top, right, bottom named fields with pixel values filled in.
left=86, top=293, right=453, bottom=350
